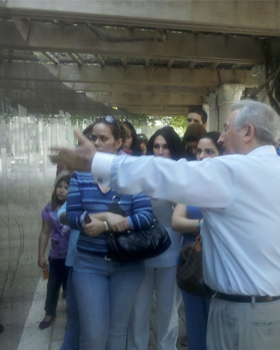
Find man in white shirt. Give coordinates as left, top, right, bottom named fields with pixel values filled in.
left=51, top=100, right=280, bottom=350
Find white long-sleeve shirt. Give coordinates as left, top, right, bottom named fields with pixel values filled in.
left=92, top=145, right=280, bottom=296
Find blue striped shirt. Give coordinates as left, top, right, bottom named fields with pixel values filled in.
left=66, top=171, right=153, bottom=254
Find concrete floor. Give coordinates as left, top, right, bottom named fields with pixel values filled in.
left=6, top=277, right=187, bottom=350
left=0, top=161, right=188, bottom=350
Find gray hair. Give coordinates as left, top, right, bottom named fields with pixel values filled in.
left=231, top=99, right=280, bottom=145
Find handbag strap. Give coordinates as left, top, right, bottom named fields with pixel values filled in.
left=112, top=193, right=122, bottom=204
left=181, top=233, right=202, bottom=261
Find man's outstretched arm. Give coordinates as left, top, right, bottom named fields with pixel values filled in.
left=49, top=129, right=96, bottom=172
left=50, top=129, right=232, bottom=208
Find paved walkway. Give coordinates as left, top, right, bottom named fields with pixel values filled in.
left=16, top=277, right=187, bottom=350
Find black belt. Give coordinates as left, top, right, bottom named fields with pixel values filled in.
left=214, top=292, right=280, bottom=303
left=77, top=248, right=111, bottom=260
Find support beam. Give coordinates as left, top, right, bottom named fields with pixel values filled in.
left=0, top=62, right=257, bottom=87
left=8, top=49, right=13, bottom=63
left=167, top=60, right=174, bottom=69
left=145, top=59, right=151, bottom=68
left=121, top=57, right=127, bottom=67
left=43, top=52, right=60, bottom=64
left=0, top=86, right=129, bottom=116
left=66, top=83, right=212, bottom=95
left=1, top=20, right=269, bottom=65
left=211, top=62, right=219, bottom=70
left=123, top=107, right=191, bottom=116
left=69, top=53, right=83, bottom=66
left=95, top=54, right=105, bottom=67
left=189, top=61, right=196, bottom=69
left=46, top=63, right=258, bottom=87
left=0, top=79, right=212, bottom=95
left=86, top=92, right=203, bottom=106
left=2, top=1, right=280, bottom=36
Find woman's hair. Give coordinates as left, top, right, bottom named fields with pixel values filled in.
left=86, top=116, right=126, bottom=151
left=123, top=121, right=142, bottom=156
left=183, top=123, right=207, bottom=146
left=51, top=173, right=71, bottom=210
left=93, top=115, right=126, bottom=142
left=82, top=123, right=94, bottom=136
left=146, top=126, right=186, bottom=161
left=137, top=133, right=148, bottom=147
left=199, top=131, right=223, bottom=155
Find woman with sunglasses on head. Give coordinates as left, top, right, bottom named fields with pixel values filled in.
left=172, top=131, right=223, bottom=350
left=127, top=126, right=186, bottom=350
left=66, top=116, right=153, bottom=350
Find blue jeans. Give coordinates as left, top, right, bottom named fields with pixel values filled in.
left=60, top=268, right=80, bottom=350
left=128, top=266, right=182, bottom=350
left=182, top=290, right=211, bottom=350
left=45, top=257, right=70, bottom=316
left=72, top=251, right=145, bottom=350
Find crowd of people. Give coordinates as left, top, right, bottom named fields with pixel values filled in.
left=37, top=99, right=280, bottom=350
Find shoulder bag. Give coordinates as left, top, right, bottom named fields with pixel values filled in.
left=176, top=233, right=211, bottom=297
left=105, top=198, right=171, bottom=263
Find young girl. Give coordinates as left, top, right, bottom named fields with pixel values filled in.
left=38, top=171, right=71, bottom=329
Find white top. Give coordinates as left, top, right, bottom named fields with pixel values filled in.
left=145, top=198, right=182, bottom=268
left=92, top=146, right=280, bottom=296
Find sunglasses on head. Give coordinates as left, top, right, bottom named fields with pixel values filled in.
left=85, top=116, right=122, bottom=141
left=102, top=115, right=122, bottom=135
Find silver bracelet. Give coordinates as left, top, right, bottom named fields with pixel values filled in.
left=104, top=221, right=109, bottom=231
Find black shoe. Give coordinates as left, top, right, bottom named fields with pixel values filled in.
left=39, top=316, right=55, bottom=330
left=0, top=324, right=4, bottom=333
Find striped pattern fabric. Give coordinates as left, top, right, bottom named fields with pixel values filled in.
left=67, top=172, right=153, bottom=255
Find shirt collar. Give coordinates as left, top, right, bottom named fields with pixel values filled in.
left=247, top=145, right=277, bottom=156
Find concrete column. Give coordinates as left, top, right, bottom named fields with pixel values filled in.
left=216, top=83, right=245, bottom=132
left=251, top=64, right=270, bottom=104
left=207, top=92, right=218, bottom=132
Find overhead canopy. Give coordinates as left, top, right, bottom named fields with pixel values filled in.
left=1, top=1, right=280, bottom=117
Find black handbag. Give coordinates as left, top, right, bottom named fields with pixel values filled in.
left=176, top=234, right=211, bottom=297
left=105, top=202, right=171, bottom=263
